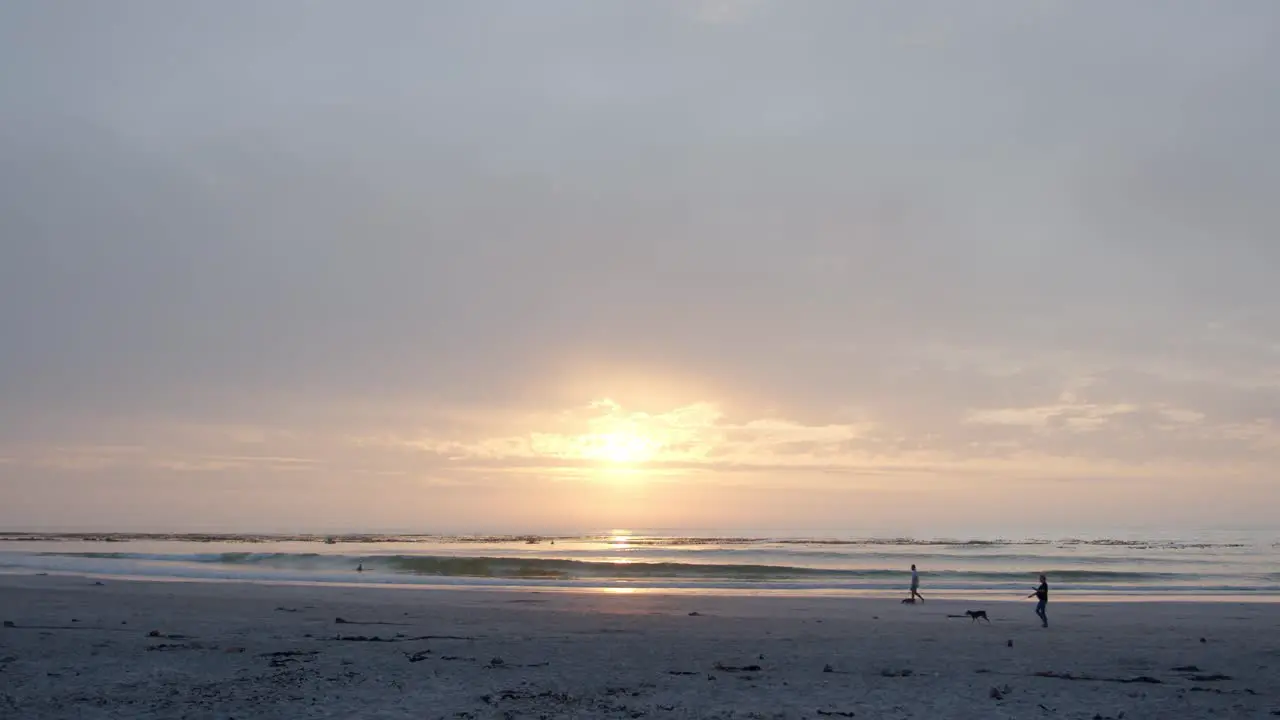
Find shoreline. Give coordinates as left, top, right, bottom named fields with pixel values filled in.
left=3, top=568, right=1279, bottom=604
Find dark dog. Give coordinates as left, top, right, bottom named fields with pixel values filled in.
left=965, top=610, right=990, bottom=623
left=901, top=597, right=916, bottom=604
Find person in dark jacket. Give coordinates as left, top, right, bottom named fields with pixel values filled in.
left=1027, top=573, right=1048, bottom=627
left=909, top=564, right=924, bottom=602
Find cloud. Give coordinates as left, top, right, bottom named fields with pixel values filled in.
left=1, top=443, right=319, bottom=474
left=690, top=0, right=765, bottom=25
left=148, top=455, right=319, bottom=473
left=358, top=399, right=877, bottom=472
left=2, top=1, right=1279, bottom=531
left=965, top=401, right=1140, bottom=434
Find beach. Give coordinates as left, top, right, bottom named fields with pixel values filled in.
left=1, top=575, right=1276, bottom=719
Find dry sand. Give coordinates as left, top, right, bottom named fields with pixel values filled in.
left=0, top=575, right=1276, bottom=719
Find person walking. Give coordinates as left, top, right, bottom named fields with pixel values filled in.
left=1028, top=573, right=1048, bottom=627
left=909, top=564, right=925, bottom=602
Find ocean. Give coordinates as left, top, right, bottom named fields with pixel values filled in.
left=2, top=530, right=1277, bottom=601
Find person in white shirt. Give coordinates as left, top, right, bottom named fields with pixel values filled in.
left=909, top=564, right=924, bottom=602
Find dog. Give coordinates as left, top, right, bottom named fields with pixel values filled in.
left=901, top=597, right=916, bottom=604
left=965, top=610, right=990, bottom=623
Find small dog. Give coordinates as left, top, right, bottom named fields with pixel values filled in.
left=901, top=597, right=916, bottom=604
left=965, top=610, right=990, bottom=623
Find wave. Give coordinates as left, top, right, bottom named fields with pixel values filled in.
left=39, top=551, right=1206, bottom=584
left=0, top=532, right=1258, bottom=550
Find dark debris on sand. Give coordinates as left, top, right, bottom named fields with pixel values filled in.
left=1188, top=673, right=1232, bottom=682
left=329, top=634, right=473, bottom=643
left=1033, top=671, right=1161, bottom=685
left=146, top=643, right=209, bottom=652
left=480, top=686, right=654, bottom=718
left=713, top=662, right=762, bottom=673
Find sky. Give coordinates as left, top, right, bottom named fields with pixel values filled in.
left=2, top=1, right=1278, bottom=536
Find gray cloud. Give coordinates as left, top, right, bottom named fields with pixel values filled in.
left=2, top=1, right=1278, bottom=531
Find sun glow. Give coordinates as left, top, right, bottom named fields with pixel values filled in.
left=581, top=431, right=661, bottom=464
left=568, top=401, right=668, bottom=464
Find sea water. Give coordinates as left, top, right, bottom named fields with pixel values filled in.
left=1, top=531, right=1276, bottom=600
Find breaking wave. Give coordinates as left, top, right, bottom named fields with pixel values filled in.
left=0, top=532, right=1254, bottom=550
left=33, top=551, right=1225, bottom=584
left=2, top=530, right=1275, bottom=598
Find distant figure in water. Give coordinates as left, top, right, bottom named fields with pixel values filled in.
left=909, top=564, right=924, bottom=602
left=1028, top=573, right=1048, bottom=627
left=356, top=563, right=363, bottom=573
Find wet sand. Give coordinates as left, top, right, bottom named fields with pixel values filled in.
left=1, top=574, right=1276, bottom=718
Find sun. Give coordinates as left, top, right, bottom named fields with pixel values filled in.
left=583, top=431, right=660, bottom=464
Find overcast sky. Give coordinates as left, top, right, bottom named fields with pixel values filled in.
left=2, top=1, right=1278, bottom=536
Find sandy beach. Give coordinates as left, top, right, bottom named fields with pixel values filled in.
left=1, top=575, right=1276, bottom=719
